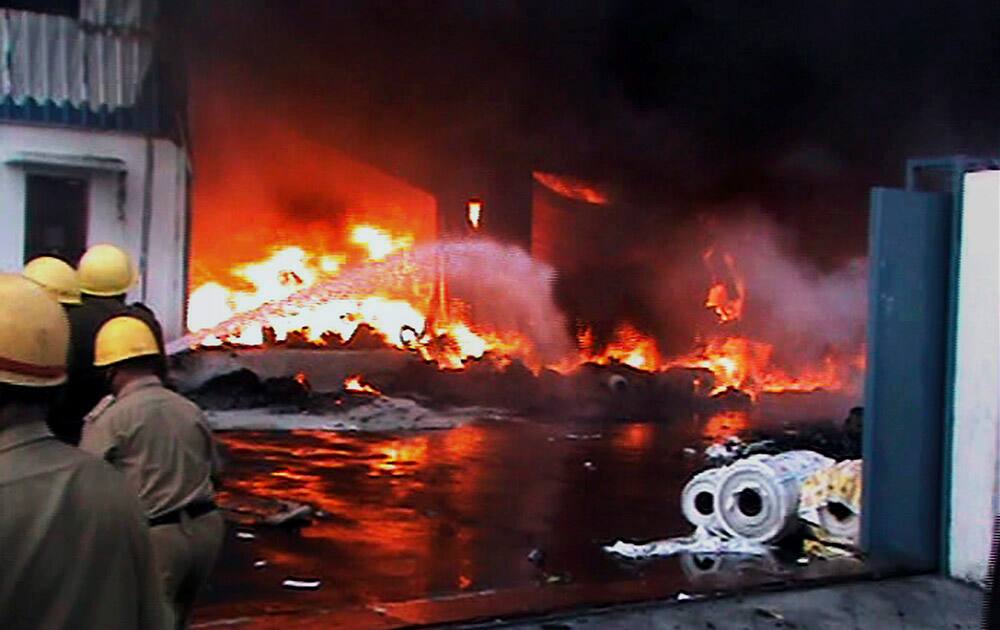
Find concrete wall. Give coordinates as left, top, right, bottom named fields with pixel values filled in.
left=948, top=170, right=1000, bottom=583
left=0, top=122, right=189, bottom=340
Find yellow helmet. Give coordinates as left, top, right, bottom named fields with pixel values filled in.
left=78, top=244, right=137, bottom=297
left=23, top=256, right=83, bottom=305
left=0, top=274, right=69, bottom=387
left=94, top=316, right=160, bottom=367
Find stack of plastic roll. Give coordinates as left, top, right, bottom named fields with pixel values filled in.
left=799, top=459, right=863, bottom=544
left=680, top=468, right=724, bottom=534
left=713, top=451, right=834, bottom=544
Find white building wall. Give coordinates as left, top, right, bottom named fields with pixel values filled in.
left=948, top=170, right=1000, bottom=583
left=0, top=122, right=189, bottom=341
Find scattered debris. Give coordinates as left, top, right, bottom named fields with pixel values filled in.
left=604, top=527, right=770, bottom=559
left=218, top=492, right=318, bottom=528
left=282, top=578, right=322, bottom=590
left=253, top=560, right=268, bottom=569
left=704, top=437, right=745, bottom=464
left=676, top=592, right=694, bottom=601
left=583, top=461, right=597, bottom=471
left=704, top=436, right=777, bottom=464
left=543, top=572, right=572, bottom=585
left=263, top=502, right=314, bottom=527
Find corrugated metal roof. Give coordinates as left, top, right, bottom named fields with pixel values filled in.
left=0, top=8, right=153, bottom=111
left=80, top=0, right=159, bottom=31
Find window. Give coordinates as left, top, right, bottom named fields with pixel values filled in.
left=23, top=174, right=88, bottom=264
left=0, top=1, right=79, bottom=18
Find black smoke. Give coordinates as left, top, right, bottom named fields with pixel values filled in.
left=182, top=0, right=998, bottom=348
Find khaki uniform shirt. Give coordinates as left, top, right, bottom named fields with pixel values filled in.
left=0, top=421, right=165, bottom=630
left=80, top=376, right=220, bottom=519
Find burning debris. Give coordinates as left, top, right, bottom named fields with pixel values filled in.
left=343, top=374, right=381, bottom=395
left=174, top=222, right=864, bottom=420
left=532, top=171, right=610, bottom=205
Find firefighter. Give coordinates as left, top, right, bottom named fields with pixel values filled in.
left=22, top=255, right=83, bottom=307
left=62, top=243, right=165, bottom=444
left=22, top=255, right=88, bottom=442
left=0, top=274, right=165, bottom=630
left=80, top=315, right=223, bottom=630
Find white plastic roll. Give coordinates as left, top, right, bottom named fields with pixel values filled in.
left=817, top=503, right=860, bottom=544
left=681, top=468, right=724, bottom=533
left=714, top=450, right=834, bottom=543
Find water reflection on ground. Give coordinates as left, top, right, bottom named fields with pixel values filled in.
left=197, top=414, right=859, bottom=624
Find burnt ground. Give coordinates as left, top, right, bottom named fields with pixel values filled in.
left=192, top=412, right=867, bottom=628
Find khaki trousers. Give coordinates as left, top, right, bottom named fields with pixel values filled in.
left=149, top=510, right=225, bottom=629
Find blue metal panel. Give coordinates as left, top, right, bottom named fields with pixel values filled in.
left=863, top=187, right=953, bottom=572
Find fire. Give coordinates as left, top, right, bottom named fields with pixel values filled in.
left=294, top=371, right=310, bottom=388
left=532, top=171, right=609, bottom=205
left=350, top=225, right=413, bottom=261
left=467, top=199, right=482, bottom=230
left=703, top=410, right=750, bottom=441
left=703, top=249, right=745, bottom=324
left=184, top=216, right=861, bottom=400
left=344, top=375, right=381, bottom=395
left=579, top=323, right=661, bottom=371
left=185, top=221, right=538, bottom=371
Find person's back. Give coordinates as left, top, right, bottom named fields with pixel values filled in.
left=80, top=316, right=222, bottom=629
left=61, top=294, right=122, bottom=440
left=0, top=422, right=165, bottom=630
left=0, top=273, right=164, bottom=630
left=84, top=378, right=217, bottom=518
left=62, top=243, right=166, bottom=443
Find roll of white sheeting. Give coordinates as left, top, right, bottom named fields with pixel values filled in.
left=714, top=450, right=834, bottom=543
left=681, top=468, right=724, bottom=533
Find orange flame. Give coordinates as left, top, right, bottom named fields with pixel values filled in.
left=579, top=323, right=661, bottom=371
left=467, top=199, right=482, bottom=230
left=185, top=222, right=538, bottom=371
left=294, top=371, right=310, bottom=388
left=703, top=249, right=745, bottom=323
left=344, top=374, right=381, bottom=395
left=703, top=410, right=750, bottom=441
left=350, top=224, right=413, bottom=261
left=185, top=218, right=862, bottom=400
left=532, top=171, right=609, bottom=205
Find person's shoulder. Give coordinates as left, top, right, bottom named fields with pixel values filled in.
left=125, top=385, right=202, bottom=418
left=0, top=437, right=90, bottom=483
left=161, top=387, right=204, bottom=415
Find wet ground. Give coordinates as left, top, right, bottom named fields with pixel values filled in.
left=194, top=413, right=866, bottom=627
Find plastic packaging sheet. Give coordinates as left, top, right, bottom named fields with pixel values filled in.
left=604, top=526, right=770, bottom=559
left=798, top=459, right=863, bottom=544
